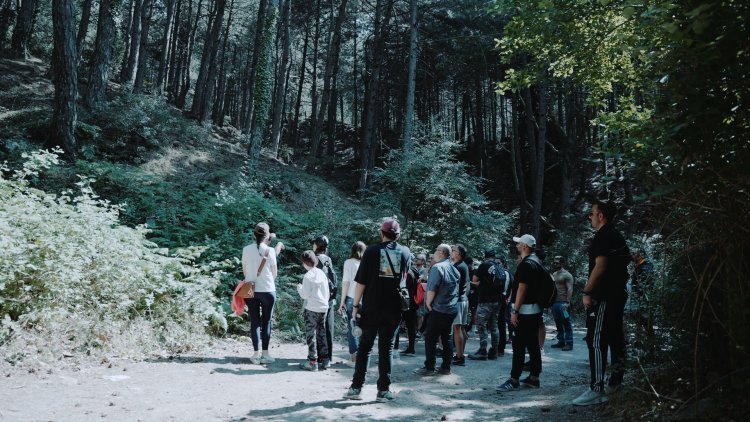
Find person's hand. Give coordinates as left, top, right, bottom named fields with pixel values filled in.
left=426, top=302, right=432, bottom=312
left=511, top=312, right=519, bottom=327
left=338, top=303, right=346, bottom=314
left=352, top=307, right=359, bottom=321
left=562, top=302, right=569, bottom=311
left=277, top=241, right=285, bottom=251
left=582, top=294, right=593, bottom=308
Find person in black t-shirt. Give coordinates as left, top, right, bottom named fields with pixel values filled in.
left=344, top=219, right=411, bottom=402
left=469, top=249, right=503, bottom=360
left=572, top=200, right=631, bottom=406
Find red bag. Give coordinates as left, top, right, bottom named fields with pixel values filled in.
left=414, top=282, right=427, bottom=306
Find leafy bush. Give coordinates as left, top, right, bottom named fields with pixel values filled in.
left=0, top=149, right=227, bottom=366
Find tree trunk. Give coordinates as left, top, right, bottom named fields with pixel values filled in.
left=51, top=0, right=78, bottom=154
left=165, top=0, right=182, bottom=99
left=190, top=0, right=227, bottom=121
left=530, top=78, right=548, bottom=240
left=75, top=0, right=92, bottom=65
left=510, top=93, right=528, bottom=232
left=358, top=0, right=393, bottom=191
left=0, top=0, right=16, bottom=51
left=132, top=0, right=153, bottom=93
left=176, top=0, right=203, bottom=108
left=85, top=0, right=115, bottom=109
left=309, top=0, right=348, bottom=166
left=246, top=0, right=279, bottom=176
left=401, top=0, right=417, bottom=151
left=290, top=18, right=309, bottom=147
left=120, top=0, right=142, bottom=83
left=241, top=0, right=268, bottom=132
left=307, top=0, right=321, bottom=144
left=10, top=0, right=36, bottom=59
left=155, top=0, right=177, bottom=95
left=269, top=0, right=290, bottom=157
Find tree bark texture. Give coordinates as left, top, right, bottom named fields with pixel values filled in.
left=120, top=0, right=143, bottom=83
left=51, top=0, right=78, bottom=154
left=269, top=0, right=290, bottom=157
left=74, top=0, right=92, bottom=65
left=132, top=0, right=153, bottom=93
left=401, top=0, right=417, bottom=151
left=85, top=0, right=115, bottom=109
left=155, top=0, right=177, bottom=95
left=10, top=0, right=36, bottom=59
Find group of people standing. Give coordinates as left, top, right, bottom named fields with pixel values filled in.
left=239, top=199, right=635, bottom=407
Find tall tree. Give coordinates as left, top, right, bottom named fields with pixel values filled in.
left=119, top=0, right=142, bottom=83
left=86, top=0, right=115, bottom=108
left=269, top=0, right=290, bottom=158
left=308, top=0, right=348, bottom=166
left=191, top=0, right=227, bottom=121
left=246, top=0, right=279, bottom=175
left=51, top=0, right=78, bottom=154
left=401, top=0, right=418, bottom=151
left=154, top=0, right=177, bottom=95
left=0, top=0, right=15, bottom=51
left=10, top=0, right=37, bottom=59
left=74, top=0, right=92, bottom=65
left=132, top=0, right=153, bottom=92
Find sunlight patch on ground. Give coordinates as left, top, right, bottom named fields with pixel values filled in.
left=141, top=147, right=213, bottom=176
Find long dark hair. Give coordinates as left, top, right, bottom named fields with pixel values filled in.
left=350, top=241, right=366, bottom=260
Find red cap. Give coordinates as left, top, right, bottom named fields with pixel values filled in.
left=380, top=218, right=401, bottom=235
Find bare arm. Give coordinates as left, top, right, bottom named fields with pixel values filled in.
left=426, top=290, right=436, bottom=311
left=582, top=256, right=608, bottom=307
left=351, top=282, right=366, bottom=319
left=565, top=274, right=574, bottom=302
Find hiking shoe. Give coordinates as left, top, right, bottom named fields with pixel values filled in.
left=437, top=367, right=451, bottom=375
left=317, top=358, right=330, bottom=370
left=520, top=376, right=540, bottom=388
left=562, top=344, right=573, bottom=351
left=401, top=349, right=416, bottom=356
left=343, top=387, right=362, bottom=400
left=572, top=389, right=608, bottom=406
left=299, top=360, right=318, bottom=371
left=496, top=378, right=520, bottom=392
left=452, top=356, right=465, bottom=366
left=259, top=355, right=275, bottom=364
left=487, top=347, right=498, bottom=360
left=376, top=390, right=395, bottom=402
left=468, top=348, right=488, bottom=360
left=249, top=355, right=261, bottom=365
left=413, top=367, right=437, bottom=376
left=550, top=342, right=565, bottom=349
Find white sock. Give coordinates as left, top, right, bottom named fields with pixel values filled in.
left=252, top=351, right=260, bottom=357
left=262, top=350, right=270, bottom=356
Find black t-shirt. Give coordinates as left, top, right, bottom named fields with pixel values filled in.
left=405, top=268, right=420, bottom=309
left=475, top=260, right=502, bottom=303
left=588, top=223, right=630, bottom=302
left=355, top=241, right=411, bottom=326
left=511, top=256, right=538, bottom=305
left=454, top=260, right=470, bottom=301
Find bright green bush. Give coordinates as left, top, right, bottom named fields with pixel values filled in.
left=0, top=149, right=227, bottom=365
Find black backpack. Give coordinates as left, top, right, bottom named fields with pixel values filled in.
left=526, top=255, right=557, bottom=308
left=488, top=261, right=507, bottom=294
left=316, top=255, right=337, bottom=301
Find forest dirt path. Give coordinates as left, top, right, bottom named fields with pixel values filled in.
left=0, top=324, right=605, bottom=421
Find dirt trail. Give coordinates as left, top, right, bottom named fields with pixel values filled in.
left=0, top=324, right=607, bottom=421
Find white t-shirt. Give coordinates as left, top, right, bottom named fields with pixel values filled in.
left=297, top=267, right=330, bottom=313
left=242, top=242, right=277, bottom=293
left=342, top=258, right=361, bottom=299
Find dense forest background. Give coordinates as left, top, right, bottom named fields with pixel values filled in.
left=1, top=0, right=748, bottom=418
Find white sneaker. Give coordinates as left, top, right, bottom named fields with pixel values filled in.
left=572, top=389, right=608, bottom=406
left=260, top=355, right=275, bottom=364
left=249, top=355, right=261, bottom=365
left=344, top=360, right=356, bottom=368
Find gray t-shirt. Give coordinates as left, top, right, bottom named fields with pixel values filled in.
left=427, top=258, right=459, bottom=315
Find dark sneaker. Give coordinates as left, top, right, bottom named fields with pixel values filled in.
left=299, top=360, right=318, bottom=371
left=551, top=342, right=565, bottom=349
left=520, top=376, right=540, bottom=388
left=487, top=348, right=498, bottom=360
left=376, top=390, right=395, bottom=402
left=401, top=349, right=416, bottom=356
left=343, top=387, right=362, bottom=400
left=496, top=378, right=520, bottom=392
left=452, top=356, right=465, bottom=366
left=468, top=348, right=488, bottom=360
left=437, top=367, right=451, bottom=375
left=562, top=344, right=573, bottom=351
left=413, top=367, right=437, bottom=376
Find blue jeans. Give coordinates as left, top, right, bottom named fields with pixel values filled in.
left=344, top=297, right=359, bottom=355
left=246, top=292, right=276, bottom=351
left=551, top=301, right=573, bottom=345
left=350, top=320, right=399, bottom=391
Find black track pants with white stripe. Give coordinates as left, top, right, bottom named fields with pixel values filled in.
left=586, top=299, right=626, bottom=392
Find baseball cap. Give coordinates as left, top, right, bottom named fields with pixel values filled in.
left=483, top=248, right=496, bottom=258
left=380, top=218, right=401, bottom=235
left=512, top=234, right=536, bottom=248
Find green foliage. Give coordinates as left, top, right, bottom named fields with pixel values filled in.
left=0, top=149, right=227, bottom=365
left=370, top=128, right=512, bottom=254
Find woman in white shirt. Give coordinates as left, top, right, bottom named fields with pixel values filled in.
left=242, top=222, right=284, bottom=364
left=338, top=241, right=366, bottom=365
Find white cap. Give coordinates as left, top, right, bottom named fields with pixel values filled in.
left=512, top=234, right=536, bottom=248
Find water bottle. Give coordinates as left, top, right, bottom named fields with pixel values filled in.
left=351, top=317, right=362, bottom=337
